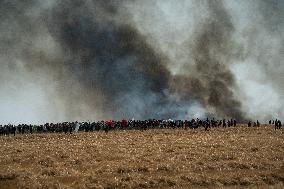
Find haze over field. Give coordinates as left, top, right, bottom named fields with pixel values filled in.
left=0, top=0, right=283, bottom=124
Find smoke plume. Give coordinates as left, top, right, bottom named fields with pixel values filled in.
left=0, top=0, right=283, bottom=124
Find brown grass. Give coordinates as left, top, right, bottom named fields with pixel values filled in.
left=0, top=125, right=283, bottom=189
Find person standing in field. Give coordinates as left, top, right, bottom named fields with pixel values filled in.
left=223, top=119, right=226, bottom=128
left=11, top=125, right=16, bottom=136
left=248, top=121, right=252, bottom=127
left=275, top=120, right=278, bottom=130
left=68, top=123, right=73, bottom=134
left=233, top=120, right=237, bottom=127
left=204, top=120, right=210, bottom=131
left=275, top=120, right=282, bottom=130
left=29, top=125, right=33, bottom=134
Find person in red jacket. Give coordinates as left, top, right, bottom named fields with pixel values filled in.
left=121, top=119, right=128, bottom=129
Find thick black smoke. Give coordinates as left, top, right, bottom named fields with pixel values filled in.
left=46, top=0, right=175, bottom=119
left=169, top=0, right=246, bottom=120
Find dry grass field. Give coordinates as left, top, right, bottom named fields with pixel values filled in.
left=0, top=125, right=283, bottom=189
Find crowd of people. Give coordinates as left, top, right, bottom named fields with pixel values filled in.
left=0, top=118, right=281, bottom=136
left=269, top=119, right=282, bottom=130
